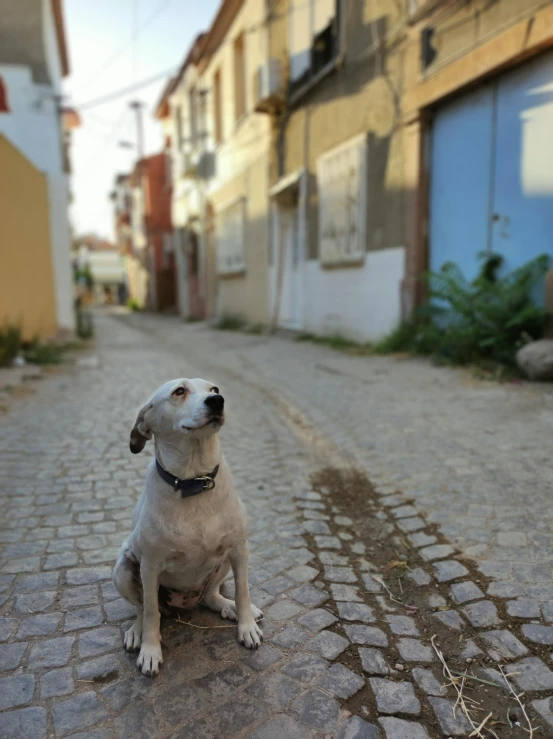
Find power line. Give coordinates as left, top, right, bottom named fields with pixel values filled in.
left=72, top=66, right=178, bottom=110
left=75, top=0, right=172, bottom=94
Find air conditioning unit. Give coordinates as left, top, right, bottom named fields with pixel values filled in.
left=253, top=58, right=284, bottom=114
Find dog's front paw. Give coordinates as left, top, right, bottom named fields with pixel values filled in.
left=124, top=621, right=142, bottom=652
left=251, top=603, right=263, bottom=621
left=137, top=643, right=163, bottom=676
left=237, top=619, right=263, bottom=649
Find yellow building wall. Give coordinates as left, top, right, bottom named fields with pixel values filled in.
left=0, top=135, right=57, bottom=340
left=201, top=0, right=272, bottom=324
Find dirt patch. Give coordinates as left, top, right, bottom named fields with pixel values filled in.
left=303, top=466, right=544, bottom=738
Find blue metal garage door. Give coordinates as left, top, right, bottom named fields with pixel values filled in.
left=429, top=51, right=553, bottom=279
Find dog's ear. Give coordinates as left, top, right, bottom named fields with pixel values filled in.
left=130, top=402, right=153, bottom=454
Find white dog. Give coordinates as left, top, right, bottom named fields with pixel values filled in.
left=112, top=378, right=263, bottom=676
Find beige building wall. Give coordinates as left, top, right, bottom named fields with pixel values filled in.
left=200, top=0, right=272, bottom=324
left=0, top=134, right=57, bottom=340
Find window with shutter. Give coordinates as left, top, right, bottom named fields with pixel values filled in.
left=216, top=197, right=246, bottom=275
left=317, top=134, right=368, bottom=266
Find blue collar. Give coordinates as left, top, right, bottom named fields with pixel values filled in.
left=155, top=458, right=219, bottom=499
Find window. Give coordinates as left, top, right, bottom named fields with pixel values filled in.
left=216, top=197, right=246, bottom=275
left=213, top=69, right=223, bottom=144
left=189, top=85, right=198, bottom=148
left=317, top=133, right=367, bottom=266
left=233, top=33, right=246, bottom=121
left=289, top=0, right=339, bottom=94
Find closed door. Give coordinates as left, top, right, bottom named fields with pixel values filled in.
left=278, top=208, right=301, bottom=329
left=430, top=52, right=553, bottom=280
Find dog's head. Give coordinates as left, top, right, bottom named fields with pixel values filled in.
left=129, top=378, right=225, bottom=454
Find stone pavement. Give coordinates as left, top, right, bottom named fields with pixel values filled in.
left=1, top=311, right=553, bottom=738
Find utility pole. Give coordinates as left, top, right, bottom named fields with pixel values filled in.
left=129, top=100, right=145, bottom=159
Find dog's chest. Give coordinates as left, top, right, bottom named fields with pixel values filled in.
left=158, top=516, right=233, bottom=580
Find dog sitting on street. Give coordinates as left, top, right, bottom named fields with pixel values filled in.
left=112, top=377, right=263, bottom=676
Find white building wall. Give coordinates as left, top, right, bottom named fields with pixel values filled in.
left=0, top=64, right=74, bottom=332
left=42, top=0, right=63, bottom=90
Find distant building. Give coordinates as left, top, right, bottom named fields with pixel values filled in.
left=0, top=0, right=77, bottom=339
left=72, top=236, right=126, bottom=305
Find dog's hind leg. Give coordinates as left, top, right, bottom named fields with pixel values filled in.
left=202, top=559, right=263, bottom=622
left=113, top=544, right=143, bottom=651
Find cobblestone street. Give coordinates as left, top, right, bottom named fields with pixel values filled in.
left=1, top=311, right=553, bottom=738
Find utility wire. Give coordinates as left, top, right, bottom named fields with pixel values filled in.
left=72, top=66, right=178, bottom=110
left=75, top=0, right=172, bottom=95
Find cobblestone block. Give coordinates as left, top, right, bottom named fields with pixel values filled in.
left=319, top=552, right=348, bottom=566
left=379, top=717, right=429, bottom=738
left=407, top=568, right=431, bottom=586
left=487, top=581, right=525, bottom=598
left=13, top=572, right=58, bottom=593
left=521, top=624, right=553, bottom=645
left=462, top=601, right=500, bottom=628
left=270, top=625, right=310, bottom=649
left=433, top=560, right=469, bottom=582
left=511, top=657, right=553, bottom=690
left=316, top=663, right=364, bottom=699
left=0, top=642, right=27, bottom=670
left=420, top=544, right=455, bottom=561
left=289, top=584, right=328, bottom=607
left=281, top=653, right=329, bottom=682
left=428, top=697, right=472, bottom=735
left=344, top=625, right=388, bottom=647
left=14, top=590, right=56, bottom=613
left=28, top=636, right=74, bottom=668
left=247, top=673, right=302, bottom=710
left=361, top=573, right=382, bottom=593
left=314, top=535, right=342, bottom=549
left=337, top=716, right=382, bottom=738
left=287, top=566, right=318, bottom=582
left=298, top=609, right=337, bottom=632
left=17, top=612, right=62, bottom=638
left=305, top=630, right=349, bottom=660
left=266, top=599, right=304, bottom=621
left=330, top=584, right=363, bottom=602
left=104, top=598, right=135, bottom=621
left=52, top=692, right=109, bottom=737
left=386, top=616, right=419, bottom=636
left=247, top=715, right=306, bottom=739
left=291, top=687, right=340, bottom=731
left=397, top=639, right=433, bottom=662
left=369, top=678, right=421, bottom=715
left=65, top=567, right=111, bottom=586
left=40, top=667, right=74, bottom=698
left=0, top=617, right=17, bottom=642
left=0, top=674, right=35, bottom=710
left=411, top=668, right=446, bottom=696
left=449, top=580, right=484, bottom=604
left=397, top=518, right=426, bottom=533
left=337, top=602, right=375, bottom=623
left=324, top=566, right=357, bottom=583
left=76, top=654, right=121, bottom=682
left=359, top=647, right=389, bottom=675
left=64, top=606, right=104, bottom=632
left=432, top=610, right=465, bottom=631
left=78, top=627, right=121, bottom=658
left=532, top=697, right=553, bottom=731
left=0, top=707, right=46, bottom=739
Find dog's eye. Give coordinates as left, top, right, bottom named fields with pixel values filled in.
left=210, top=387, right=219, bottom=394
left=173, top=387, right=186, bottom=396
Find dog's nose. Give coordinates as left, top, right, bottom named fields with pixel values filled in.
left=204, top=394, right=224, bottom=413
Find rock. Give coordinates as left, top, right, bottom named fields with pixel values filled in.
left=516, top=339, right=553, bottom=381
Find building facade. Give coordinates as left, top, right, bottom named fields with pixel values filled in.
left=155, top=0, right=553, bottom=340
left=0, top=0, right=76, bottom=336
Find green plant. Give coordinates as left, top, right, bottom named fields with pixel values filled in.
left=0, top=324, right=22, bottom=367
left=246, top=323, right=265, bottom=335
left=296, top=331, right=372, bottom=355
left=375, top=252, right=550, bottom=368
left=22, top=341, right=63, bottom=365
left=213, top=314, right=247, bottom=331
left=126, top=297, right=142, bottom=312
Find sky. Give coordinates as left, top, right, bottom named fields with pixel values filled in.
left=64, top=0, right=220, bottom=240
